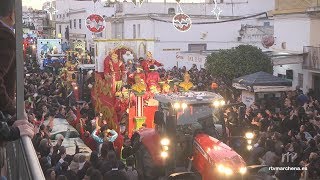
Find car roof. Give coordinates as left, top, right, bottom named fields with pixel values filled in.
left=44, top=118, right=78, bottom=133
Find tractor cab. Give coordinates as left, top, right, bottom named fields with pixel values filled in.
left=131, top=91, right=249, bottom=180
left=154, top=92, right=225, bottom=168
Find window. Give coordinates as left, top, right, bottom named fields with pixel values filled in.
left=74, top=19, right=76, bottom=29
left=264, top=22, right=270, bottom=26
left=70, top=20, right=72, bottom=29
left=59, top=25, right=62, bottom=34
left=298, top=73, right=304, bottom=87
left=168, top=8, right=175, bottom=14
left=79, top=19, right=82, bottom=29
left=133, top=24, right=136, bottom=39
left=137, top=24, right=140, bottom=38
left=286, top=70, right=293, bottom=80
left=188, top=44, right=207, bottom=52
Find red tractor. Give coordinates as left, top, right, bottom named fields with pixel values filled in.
left=130, top=91, right=249, bottom=180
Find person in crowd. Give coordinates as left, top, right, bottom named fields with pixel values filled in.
left=99, top=150, right=125, bottom=175
left=0, top=1, right=35, bottom=179
left=124, top=156, right=138, bottom=180
left=44, top=168, right=56, bottom=180
left=91, top=125, right=118, bottom=155
left=248, top=136, right=266, bottom=165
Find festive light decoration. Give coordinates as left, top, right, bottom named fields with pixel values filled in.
left=44, top=1, right=58, bottom=20
left=86, top=14, right=105, bottom=33
left=211, top=0, right=222, bottom=21
left=261, top=35, right=275, bottom=48
left=172, top=2, right=192, bottom=32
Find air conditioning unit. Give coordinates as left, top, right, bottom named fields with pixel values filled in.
left=155, top=37, right=160, bottom=42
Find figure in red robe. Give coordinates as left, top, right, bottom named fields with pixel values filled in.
left=146, top=65, right=160, bottom=94
left=128, top=66, right=146, bottom=86
left=103, top=52, right=125, bottom=92
left=140, top=51, right=163, bottom=73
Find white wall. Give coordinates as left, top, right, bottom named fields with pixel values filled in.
left=120, top=0, right=274, bottom=16
left=273, top=14, right=311, bottom=52
left=55, top=0, right=115, bottom=49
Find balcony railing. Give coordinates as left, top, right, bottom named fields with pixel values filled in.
left=5, top=1, right=46, bottom=180
left=303, top=46, right=320, bottom=71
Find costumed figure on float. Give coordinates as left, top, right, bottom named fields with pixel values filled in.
left=146, top=65, right=160, bottom=95
left=104, top=52, right=125, bottom=93
left=128, top=66, right=145, bottom=86
left=141, top=51, right=163, bottom=72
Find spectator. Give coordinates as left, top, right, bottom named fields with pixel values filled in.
left=99, top=150, right=125, bottom=175
left=44, top=168, right=56, bottom=180
left=89, top=169, right=103, bottom=180
left=56, top=175, right=68, bottom=180
left=124, top=156, right=138, bottom=180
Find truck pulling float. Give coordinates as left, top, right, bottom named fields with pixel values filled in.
left=69, top=39, right=258, bottom=180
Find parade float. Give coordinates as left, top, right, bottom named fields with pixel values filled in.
left=36, top=39, right=65, bottom=69
left=92, top=39, right=158, bottom=135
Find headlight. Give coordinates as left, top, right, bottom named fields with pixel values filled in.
left=160, top=138, right=170, bottom=146
left=247, top=140, right=252, bottom=145
left=161, top=151, right=168, bottom=158
left=173, top=102, right=180, bottom=109
left=247, top=145, right=253, bottom=150
left=217, top=164, right=233, bottom=176
left=181, top=103, right=188, bottom=109
left=74, top=86, right=78, bottom=90
left=220, top=100, right=226, bottom=106
left=245, top=132, right=254, bottom=139
left=239, top=167, right=247, bottom=174
left=213, top=101, right=220, bottom=107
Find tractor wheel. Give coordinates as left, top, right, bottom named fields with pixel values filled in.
left=135, top=144, right=161, bottom=180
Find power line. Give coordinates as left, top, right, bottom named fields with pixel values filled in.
left=149, top=12, right=268, bottom=24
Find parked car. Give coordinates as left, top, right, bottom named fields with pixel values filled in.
left=44, top=118, right=92, bottom=158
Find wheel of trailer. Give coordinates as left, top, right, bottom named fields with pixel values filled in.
left=135, top=144, right=162, bottom=180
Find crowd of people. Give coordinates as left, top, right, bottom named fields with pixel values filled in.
left=1, top=2, right=320, bottom=179
left=225, top=89, right=320, bottom=179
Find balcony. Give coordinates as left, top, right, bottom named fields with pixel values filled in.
left=274, top=0, right=320, bottom=15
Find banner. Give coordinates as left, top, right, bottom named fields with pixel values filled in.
left=241, top=90, right=255, bottom=107
left=176, top=52, right=206, bottom=66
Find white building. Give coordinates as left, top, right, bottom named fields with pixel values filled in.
left=54, top=0, right=115, bottom=51
left=271, top=0, right=320, bottom=95
left=104, top=0, right=274, bottom=68
left=22, top=7, right=50, bottom=38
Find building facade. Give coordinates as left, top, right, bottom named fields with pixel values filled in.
left=272, top=0, right=320, bottom=95
left=54, top=0, right=115, bottom=52
left=104, top=0, right=274, bottom=68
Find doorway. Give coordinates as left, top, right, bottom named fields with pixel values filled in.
left=313, top=74, right=320, bottom=100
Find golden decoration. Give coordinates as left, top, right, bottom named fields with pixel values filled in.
left=179, top=72, right=193, bottom=92
left=131, top=75, right=147, bottom=94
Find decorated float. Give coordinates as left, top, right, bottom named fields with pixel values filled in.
left=92, top=39, right=158, bottom=137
